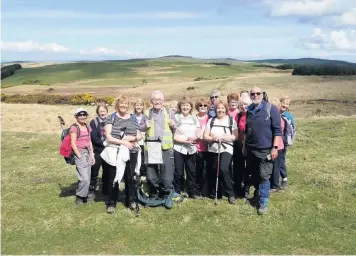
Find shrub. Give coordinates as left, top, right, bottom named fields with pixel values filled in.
left=70, top=94, right=96, bottom=105
left=98, top=96, right=115, bottom=105
left=187, top=86, right=196, bottom=90
left=1, top=93, right=7, bottom=101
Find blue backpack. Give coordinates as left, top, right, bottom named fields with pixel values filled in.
left=281, top=115, right=296, bottom=146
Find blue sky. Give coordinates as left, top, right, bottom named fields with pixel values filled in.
left=1, top=0, right=356, bottom=61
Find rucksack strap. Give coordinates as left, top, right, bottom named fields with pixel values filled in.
left=210, top=116, right=233, bottom=134
left=266, top=103, right=272, bottom=119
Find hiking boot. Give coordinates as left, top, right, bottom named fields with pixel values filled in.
left=128, top=202, right=140, bottom=217
left=106, top=206, right=115, bottom=214
left=75, top=196, right=85, bottom=205
left=228, top=197, right=236, bottom=204
left=280, top=180, right=288, bottom=190
left=257, top=205, right=268, bottom=215
left=270, top=188, right=280, bottom=193
left=87, top=193, right=95, bottom=201
left=190, top=194, right=203, bottom=200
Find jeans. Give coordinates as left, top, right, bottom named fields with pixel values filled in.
left=105, top=152, right=138, bottom=207
left=196, top=151, right=209, bottom=197
left=270, top=149, right=283, bottom=189
left=146, top=149, right=175, bottom=196
left=280, top=146, right=288, bottom=179
left=207, top=152, right=234, bottom=198
left=173, top=150, right=197, bottom=196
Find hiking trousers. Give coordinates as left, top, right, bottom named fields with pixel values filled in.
left=89, top=153, right=109, bottom=195
left=233, top=141, right=248, bottom=196
left=173, top=150, right=197, bottom=196
left=146, top=149, right=175, bottom=196
left=270, top=150, right=283, bottom=189
left=75, top=148, right=92, bottom=198
left=106, top=152, right=138, bottom=207
left=246, top=148, right=272, bottom=207
left=196, top=151, right=209, bottom=197
left=207, top=152, right=234, bottom=198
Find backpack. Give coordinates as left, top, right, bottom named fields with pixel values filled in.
left=109, top=112, right=137, bottom=138
left=175, top=113, right=198, bottom=127
left=281, top=116, right=296, bottom=146
left=59, top=123, right=89, bottom=165
left=136, top=186, right=184, bottom=209
left=93, top=117, right=106, bottom=142
left=210, top=115, right=234, bottom=134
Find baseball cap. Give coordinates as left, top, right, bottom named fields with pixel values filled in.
left=74, top=108, right=88, bottom=116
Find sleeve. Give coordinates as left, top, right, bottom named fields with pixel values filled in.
left=69, top=125, right=78, bottom=134
left=206, top=119, right=212, bottom=131
left=90, top=119, right=104, bottom=147
left=271, top=105, right=282, bottom=136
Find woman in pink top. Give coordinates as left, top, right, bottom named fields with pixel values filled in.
left=195, top=98, right=210, bottom=197
left=227, top=93, right=240, bottom=120
left=70, top=108, right=94, bottom=205
left=269, top=98, right=285, bottom=192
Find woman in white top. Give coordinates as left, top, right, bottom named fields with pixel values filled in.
left=203, top=100, right=238, bottom=204
left=173, top=97, right=201, bottom=199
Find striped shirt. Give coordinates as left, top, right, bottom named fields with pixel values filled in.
left=106, top=113, right=139, bottom=152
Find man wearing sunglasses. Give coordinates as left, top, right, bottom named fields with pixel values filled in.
left=243, top=87, right=282, bottom=215
left=208, top=89, right=220, bottom=118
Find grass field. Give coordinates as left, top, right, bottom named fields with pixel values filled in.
left=2, top=58, right=356, bottom=254
left=2, top=116, right=356, bottom=254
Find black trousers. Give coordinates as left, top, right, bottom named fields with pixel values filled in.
left=89, top=153, right=109, bottom=195
left=139, top=145, right=147, bottom=176
left=196, top=151, right=209, bottom=197
left=173, top=150, right=197, bottom=196
left=105, top=152, right=138, bottom=207
left=270, top=149, right=283, bottom=189
left=207, top=152, right=234, bottom=198
left=233, top=141, right=250, bottom=196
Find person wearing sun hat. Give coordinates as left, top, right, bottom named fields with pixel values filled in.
left=70, top=107, right=95, bottom=205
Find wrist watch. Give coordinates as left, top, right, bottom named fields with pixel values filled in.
left=273, top=145, right=278, bottom=149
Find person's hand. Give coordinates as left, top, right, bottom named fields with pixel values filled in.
left=123, top=140, right=134, bottom=150
left=271, top=148, right=278, bottom=160
left=146, top=120, right=151, bottom=128
left=186, top=137, right=196, bottom=145
left=91, top=155, right=95, bottom=165
left=169, top=119, right=175, bottom=127
left=213, top=136, right=222, bottom=143
left=242, top=143, right=247, bottom=157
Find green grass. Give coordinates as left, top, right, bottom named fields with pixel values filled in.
left=1, top=60, right=261, bottom=87
left=2, top=117, right=356, bottom=254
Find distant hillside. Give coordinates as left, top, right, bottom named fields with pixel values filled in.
left=250, top=58, right=356, bottom=67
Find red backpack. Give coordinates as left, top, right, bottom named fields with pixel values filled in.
left=59, top=123, right=89, bottom=165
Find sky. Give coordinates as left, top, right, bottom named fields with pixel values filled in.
left=1, top=0, right=356, bottom=62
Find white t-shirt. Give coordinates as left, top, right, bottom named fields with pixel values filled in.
left=206, top=116, right=237, bottom=155
left=173, top=114, right=199, bottom=155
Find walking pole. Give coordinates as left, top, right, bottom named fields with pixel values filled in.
left=214, top=141, right=222, bottom=206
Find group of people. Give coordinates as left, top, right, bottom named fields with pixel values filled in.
left=67, top=86, right=295, bottom=215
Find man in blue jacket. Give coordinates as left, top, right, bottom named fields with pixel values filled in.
left=243, top=87, right=282, bottom=215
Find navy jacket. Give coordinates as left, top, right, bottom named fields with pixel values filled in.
left=245, top=101, right=282, bottom=149
left=90, top=117, right=106, bottom=154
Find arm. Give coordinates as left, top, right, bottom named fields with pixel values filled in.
left=203, top=120, right=216, bottom=142
left=169, top=111, right=177, bottom=129
left=194, top=121, right=201, bottom=140
left=136, top=130, right=142, bottom=141
left=70, top=129, right=81, bottom=158
left=174, top=133, right=189, bottom=144
left=104, top=124, right=132, bottom=147
left=89, top=120, right=104, bottom=147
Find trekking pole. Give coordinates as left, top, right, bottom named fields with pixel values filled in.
left=214, top=141, right=222, bottom=206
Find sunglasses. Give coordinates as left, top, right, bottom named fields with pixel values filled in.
left=199, top=104, right=208, bottom=107
left=250, top=92, right=262, bottom=96
left=210, top=96, right=219, bottom=99
left=77, top=113, right=88, bottom=117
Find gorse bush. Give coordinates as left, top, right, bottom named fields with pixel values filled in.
left=70, top=94, right=96, bottom=105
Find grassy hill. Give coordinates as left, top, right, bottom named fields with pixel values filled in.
left=249, top=58, right=356, bottom=67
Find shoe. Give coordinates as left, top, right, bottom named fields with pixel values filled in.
left=270, top=188, right=280, bottom=193
left=190, top=194, right=203, bottom=200
left=280, top=180, right=288, bottom=190
left=129, top=202, right=140, bottom=217
left=87, top=193, right=95, bottom=201
left=228, top=197, right=236, bottom=204
left=75, top=198, right=84, bottom=205
left=107, top=206, right=115, bottom=214
left=257, top=205, right=268, bottom=215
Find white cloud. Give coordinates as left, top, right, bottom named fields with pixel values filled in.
left=2, top=10, right=203, bottom=19
left=1, top=40, right=71, bottom=53
left=79, top=47, right=145, bottom=58
left=1, top=40, right=145, bottom=58
left=302, top=28, right=356, bottom=52
left=339, top=8, right=356, bottom=25
left=263, top=0, right=353, bottom=17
